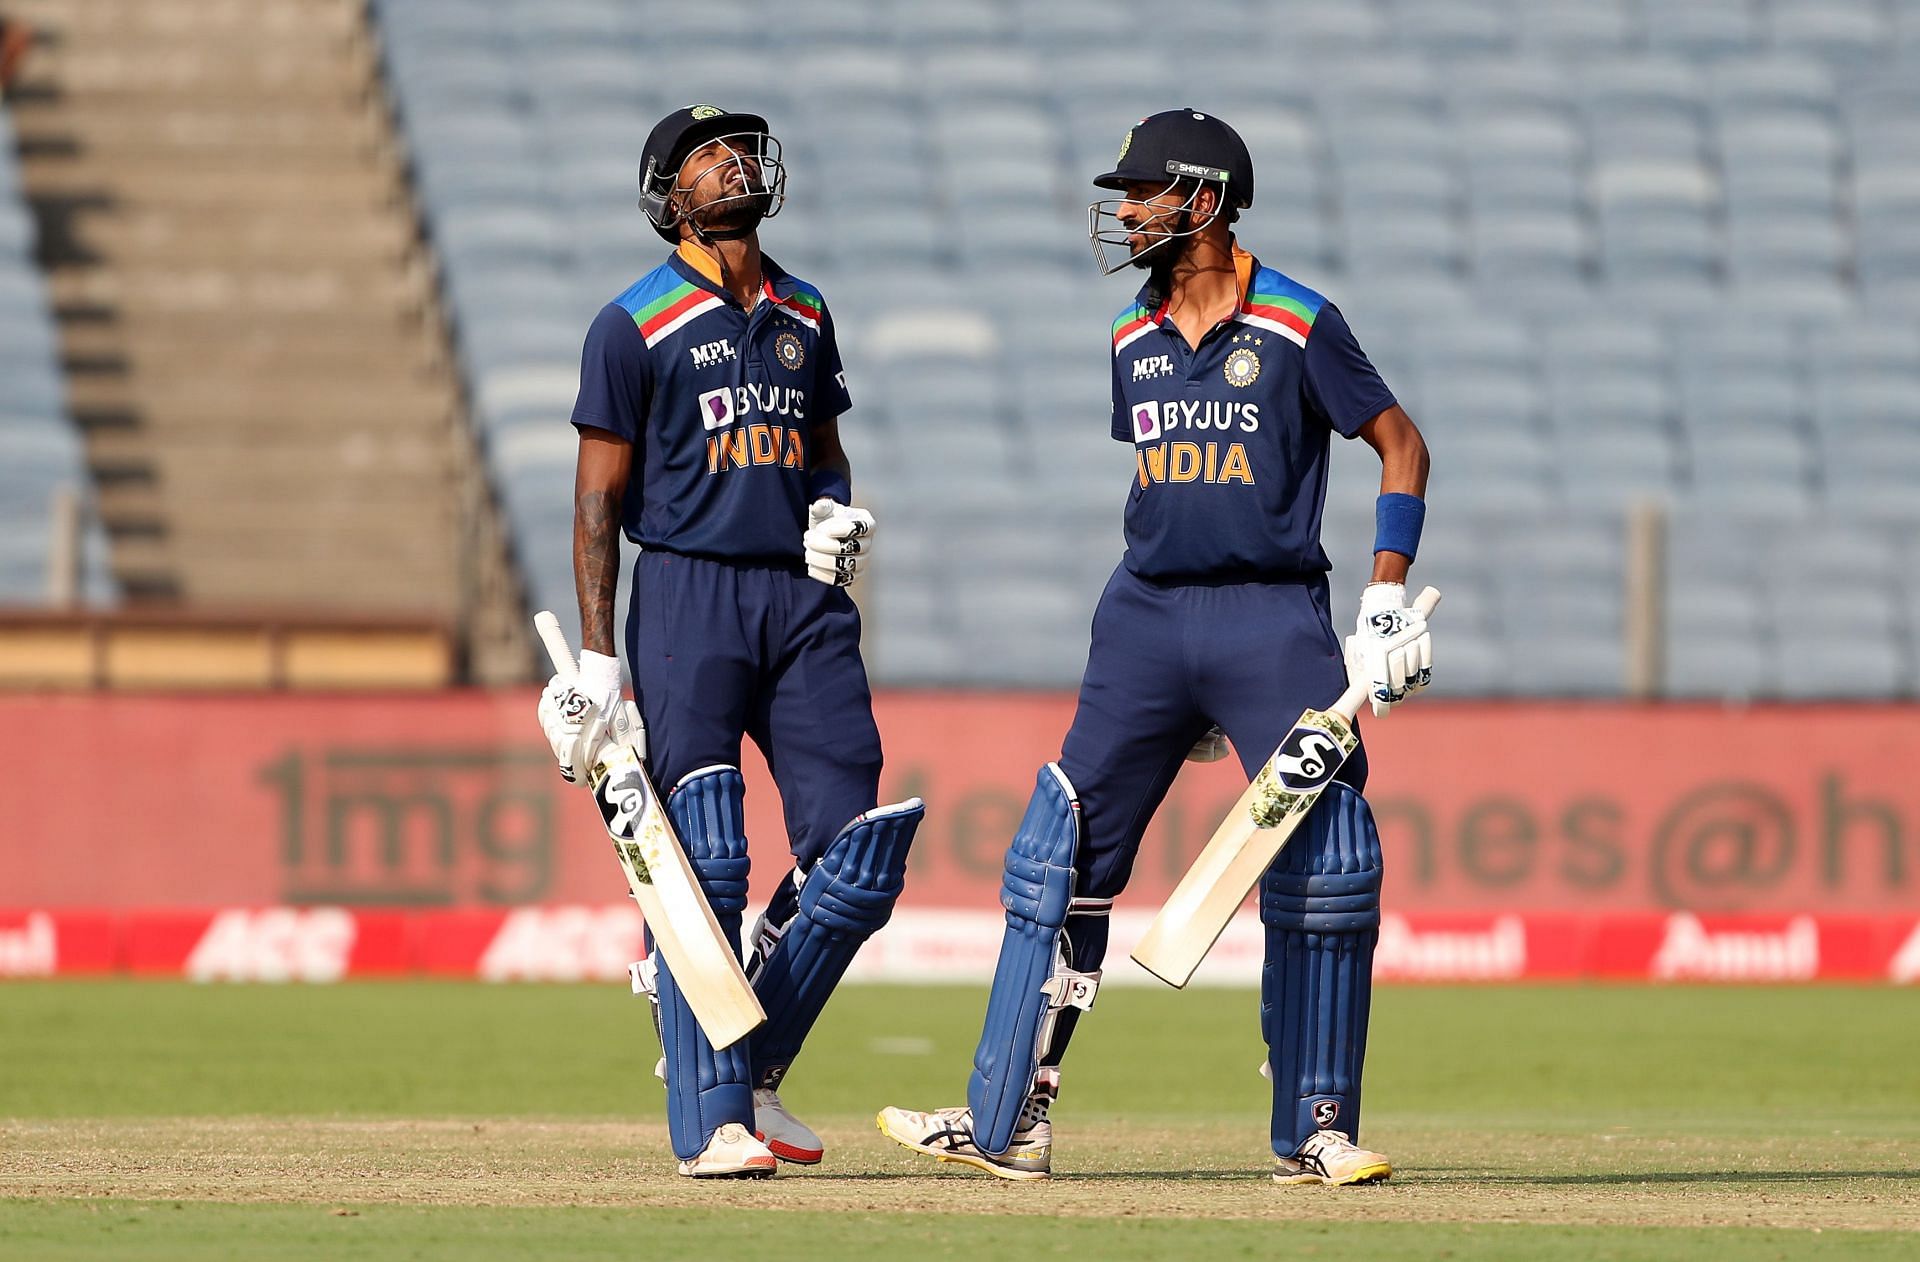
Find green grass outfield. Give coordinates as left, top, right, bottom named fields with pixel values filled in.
left=2, top=982, right=1915, bottom=1260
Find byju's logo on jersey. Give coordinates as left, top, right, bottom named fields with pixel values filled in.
left=688, top=338, right=736, bottom=369
left=1132, top=354, right=1174, bottom=382
left=697, top=387, right=735, bottom=431
left=1131, top=400, right=1161, bottom=443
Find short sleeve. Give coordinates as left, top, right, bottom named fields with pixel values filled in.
left=812, top=305, right=854, bottom=424
left=1110, top=348, right=1130, bottom=441
left=1304, top=303, right=1398, bottom=439
left=571, top=303, right=651, bottom=441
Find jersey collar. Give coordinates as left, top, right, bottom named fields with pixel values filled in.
left=669, top=241, right=801, bottom=306
left=1131, top=239, right=1258, bottom=326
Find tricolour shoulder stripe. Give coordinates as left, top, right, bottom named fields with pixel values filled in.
left=1236, top=269, right=1325, bottom=349
left=765, top=284, right=823, bottom=331
left=1111, top=303, right=1157, bottom=353
left=636, top=282, right=725, bottom=346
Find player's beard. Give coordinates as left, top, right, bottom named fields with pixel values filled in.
left=1130, top=209, right=1193, bottom=271
left=1134, top=210, right=1194, bottom=306
left=686, top=188, right=771, bottom=240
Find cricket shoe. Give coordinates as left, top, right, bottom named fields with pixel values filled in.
left=677, top=1122, right=778, bottom=1179
left=754, top=1088, right=824, bottom=1164
left=875, top=1105, right=1051, bottom=1181
left=1273, top=1130, right=1392, bottom=1186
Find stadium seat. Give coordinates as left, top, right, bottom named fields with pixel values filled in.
left=1646, top=0, right=1759, bottom=59
left=365, top=0, right=1920, bottom=696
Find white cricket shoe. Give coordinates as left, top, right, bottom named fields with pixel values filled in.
left=677, top=1122, right=778, bottom=1179
left=876, top=1105, right=1051, bottom=1181
left=754, top=1087, right=824, bottom=1164
left=1273, top=1129, right=1392, bottom=1186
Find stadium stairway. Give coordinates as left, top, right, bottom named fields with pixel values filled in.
left=3, top=0, right=528, bottom=679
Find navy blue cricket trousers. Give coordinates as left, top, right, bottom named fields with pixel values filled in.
left=1060, top=563, right=1367, bottom=902
left=624, top=549, right=883, bottom=865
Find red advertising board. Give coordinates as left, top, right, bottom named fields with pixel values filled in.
left=3, top=693, right=1916, bottom=915
left=2, top=693, right=1917, bottom=982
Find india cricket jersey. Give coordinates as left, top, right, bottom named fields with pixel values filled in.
left=572, top=244, right=853, bottom=562
left=1109, top=244, right=1396, bottom=582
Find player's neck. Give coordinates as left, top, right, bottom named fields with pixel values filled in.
left=678, top=235, right=764, bottom=310
left=1162, top=234, right=1239, bottom=348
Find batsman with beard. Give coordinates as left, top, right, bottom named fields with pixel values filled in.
left=878, top=110, right=1435, bottom=1184
left=538, top=105, right=923, bottom=1178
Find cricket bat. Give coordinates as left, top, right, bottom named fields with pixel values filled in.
left=535, top=611, right=766, bottom=1049
left=1130, top=586, right=1441, bottom=988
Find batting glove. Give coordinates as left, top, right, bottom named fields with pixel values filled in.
left=1186, top=726, right=1231, bottom=762
left=803, top=497, right=876, bottom=588
left=537, top=648, right=645, bottom=783
left=1344, top=582, right=1434, bottom=719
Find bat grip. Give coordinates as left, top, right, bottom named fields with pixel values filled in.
left=1330, top=681, right=1369, bottom=723
left=533, top=611, right=578, bottom=683
left=1413, top=586, right=1442, bottom=618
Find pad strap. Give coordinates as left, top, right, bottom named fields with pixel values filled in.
left=748, top=798, right=925, bottom=1086
left=656, top=765, right=753, bottom=1160
left=967, top=764, right=1083, bottom=1155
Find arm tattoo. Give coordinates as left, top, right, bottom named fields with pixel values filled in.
left=573, top=489, right=623, bottom=656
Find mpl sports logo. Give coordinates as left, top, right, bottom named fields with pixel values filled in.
left=688, top=337, right=736, bottom=369
left=1132, top=353, right=1174, bottom=382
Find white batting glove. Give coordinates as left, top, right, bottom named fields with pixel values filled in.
left=536, top=648, right=645, bottom=784
left=803, top=497, right=875, bottom=588
left=1186, top=726, right=1231, bottom=762
left=1344, top=582, right=1434, bottom=719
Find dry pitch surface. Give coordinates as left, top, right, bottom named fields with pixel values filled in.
left=1, top=982, right=1915, bottom=1259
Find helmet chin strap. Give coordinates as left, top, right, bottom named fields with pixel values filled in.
left=687, top=212, right=763, bottom=245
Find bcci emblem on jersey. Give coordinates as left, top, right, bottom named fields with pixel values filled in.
left=774, top=330, right=806, bottom=371
left=1224, top=340, right=1261, bottom=389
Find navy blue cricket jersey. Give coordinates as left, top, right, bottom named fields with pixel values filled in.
left=571, top=244, right=853, bottom=562
left=1109, top=246, right=1396, bottom=581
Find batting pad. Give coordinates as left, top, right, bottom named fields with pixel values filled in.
left=749, top=797, right=925, bottom=1084
left=968, top=763, right=1087, bottom=1156
left=1260, top=781, right=1384, bottom=1156
left=657, top=765, right=754, bottom=1161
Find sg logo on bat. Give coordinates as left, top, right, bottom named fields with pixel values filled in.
left=1273, top=725, right=1346, bottom=791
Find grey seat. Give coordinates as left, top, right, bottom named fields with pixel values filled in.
left=1517, top=0, right=1636, bottom=55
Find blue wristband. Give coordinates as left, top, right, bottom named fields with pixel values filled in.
left=807, top=468, right=851, bottom=506
left=1374, top=493, right=1425, bottom=560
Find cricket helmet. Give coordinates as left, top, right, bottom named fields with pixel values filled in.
left=638, top=104, right=786, bottom=243
left=1089, top=109, right=1254, bottom=274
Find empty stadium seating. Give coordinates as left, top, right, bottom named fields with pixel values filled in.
left=0, top=94, right=112, bottom=605
left=370, top=0, right=1920, bottom=698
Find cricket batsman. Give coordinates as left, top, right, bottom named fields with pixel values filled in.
left=878, top=110, right=1433, bottom=1184
left=536, top=105, right=923, bottom=1178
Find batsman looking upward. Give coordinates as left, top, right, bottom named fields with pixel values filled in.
left=879, top=111, right=1434, bottom=1184
left=536, top=105, right=923, bottom=1179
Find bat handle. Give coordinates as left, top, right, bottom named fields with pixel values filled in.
left=533, top=610, right=578, bottom=683
left=1413, top=586, right=1442, bottom=618
left=1330, top=681, right=1368, bottom=723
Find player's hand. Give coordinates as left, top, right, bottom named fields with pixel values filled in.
left=1186, top=726, right=1231, bottom=762
left=537, top=649, right=645, bottom=783
left=803, top=497, right=875, bottom=587
left=1344, top=582, right=1433, bottom=719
